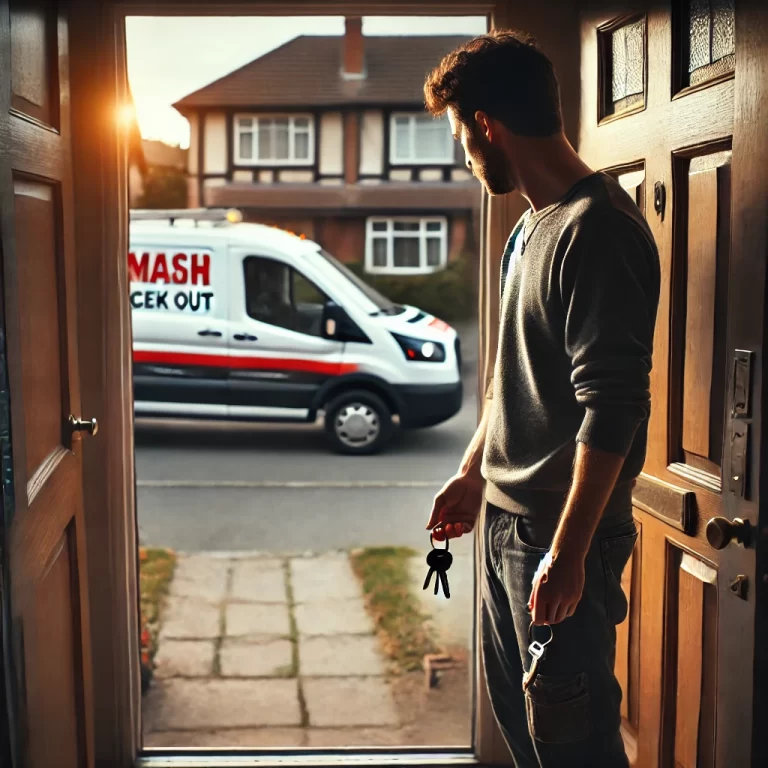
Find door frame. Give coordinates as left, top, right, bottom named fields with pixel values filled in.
left=38, top=0, right=768, bottom=766
left=734, top=1, right=768, bottom=765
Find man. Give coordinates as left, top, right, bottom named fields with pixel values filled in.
left=424, top=31, right=660, bottom=767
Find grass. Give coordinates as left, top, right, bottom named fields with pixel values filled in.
left=139, top=547, right=177, bottom=666
left=350, top=547, right=437, bottom=673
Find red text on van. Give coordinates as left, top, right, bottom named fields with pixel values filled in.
left=128, top=251, right=211, bottom=286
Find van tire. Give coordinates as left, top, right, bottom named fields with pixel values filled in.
left=323, top=389, right=394, bottom=455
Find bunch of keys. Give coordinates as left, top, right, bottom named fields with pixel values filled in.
left=522, top=621, right=553, bottom=691
left=423, top=534, right=453, bottom=599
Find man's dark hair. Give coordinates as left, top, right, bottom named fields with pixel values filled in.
left=424, top=29, right=562, bottom=137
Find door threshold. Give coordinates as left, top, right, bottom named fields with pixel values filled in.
left=137, top=748, right=478, bottom=768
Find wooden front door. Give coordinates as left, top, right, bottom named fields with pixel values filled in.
left=0, top=1, right=94, bottom=766
left=579, top=1, right=764, bottom=766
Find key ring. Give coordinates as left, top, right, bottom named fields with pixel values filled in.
left=527, top=621, right=553, bottom=647
left=429, top=533, right=449, bottom=551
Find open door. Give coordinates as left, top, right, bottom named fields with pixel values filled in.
left=578, top=2, right=766, bottom=766
left=0, top=2, right=94, bottom=766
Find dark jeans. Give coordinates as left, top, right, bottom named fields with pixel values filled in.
left=480, top=501, right=637, bottom=768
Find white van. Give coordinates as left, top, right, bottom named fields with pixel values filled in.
left=129, top=208, right=463, bottom=454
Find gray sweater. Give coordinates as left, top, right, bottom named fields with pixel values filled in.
left=483, top=173, right=660, bottom=519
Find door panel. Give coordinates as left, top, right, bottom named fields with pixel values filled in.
left=663, top=548, right=718, bottom=768
left=1, top=1, right=93, bottom=766
left=22, top=530, right=84, bottom=768
left=9, top=0, right=56, bottom=125
left=15, top=179, right=66, bottom=479
left=580, top=1, right=756, bottom=765
left=673, top=149, right=731, bottom=484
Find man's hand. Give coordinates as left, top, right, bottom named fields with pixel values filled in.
left=426, top=472, right=483, bottom=542
left=528, top=551, right=586, bottom=625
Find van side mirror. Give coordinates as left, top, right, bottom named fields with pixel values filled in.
left=322, top=301, right=344, bottom=339
left=321, top=301, right=371, bottom=344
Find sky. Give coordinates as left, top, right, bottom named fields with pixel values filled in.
left=125, top=15, right=487, bottom=148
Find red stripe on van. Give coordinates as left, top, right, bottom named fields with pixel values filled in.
left=134, top=350, right=357, bottom=377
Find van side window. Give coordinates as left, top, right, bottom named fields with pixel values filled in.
left=243, top=256, right=328, bottom=337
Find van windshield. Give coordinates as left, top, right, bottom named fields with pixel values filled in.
left=316, top=248, right=404, bottom=315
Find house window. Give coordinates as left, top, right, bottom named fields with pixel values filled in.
left=235, top=115, right=314, bottom=166
left=365, top=217, right=448, bottom=275
left=390, top=114, right=454, bottom=165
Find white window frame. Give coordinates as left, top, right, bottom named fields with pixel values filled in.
left=365, top=216, right=448, bottom=276
left=234, top=113, right=315, bottom=166
left=389, top=113, right=454, bottom=165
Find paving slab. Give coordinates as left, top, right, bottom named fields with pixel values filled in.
left=306, top=728, right=407, bottom=748
left=154, top=640, right=215, bottom=679
left=225, top=602, right=291, bottom=638
left=220, top=639, right=294, bottom=678
left=160, top=596, right=220, bottom=640
left=290, top=556, right=361, bottom=603
left=143, top=679, right=302, bottom=730
left=303, top=678, right=398, bottom=728
left=300, top=635, right=385, bottom=677
left=294, top=599, right=373, bottom=636
left=230, top=560, right=287, bottom=604
left=170, top=555, right=229, bottom=603
left=144, top=728, right=306, bottom=748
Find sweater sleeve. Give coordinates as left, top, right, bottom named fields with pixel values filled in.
left=560, top=212, right=658, bottom=457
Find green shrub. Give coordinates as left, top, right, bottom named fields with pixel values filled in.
left=346, top=255, right=476, bottom=322
left=137, top=166, right=187, bottom=210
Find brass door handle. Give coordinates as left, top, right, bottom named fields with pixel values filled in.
left=69, top=415, right=98, bottom=437
left=705, top=516, right=751, bottom=550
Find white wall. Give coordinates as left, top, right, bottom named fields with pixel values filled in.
left=359, top=110, right=384, bottom=176
left=187, top=113, right=199, bottom=175
left=319, top=112, right=343, bottom=176
left=279, top=170, right=314, bottom=183
left=389, top=169, right=411, bottom=182
left=204, top=112, right=227, bottom=175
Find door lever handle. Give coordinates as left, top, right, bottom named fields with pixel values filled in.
left=69, top=415, right=98, bottom=437
left=233, top=333, right=258, bottom=342
left=198, top=329, right=222, bottom=337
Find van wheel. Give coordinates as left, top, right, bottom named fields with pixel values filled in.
left=324, top=390, right=394, bottom=455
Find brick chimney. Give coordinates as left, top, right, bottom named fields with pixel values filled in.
left=342, top=17, right=365, bottom=80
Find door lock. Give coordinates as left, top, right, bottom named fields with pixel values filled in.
left=729, top=575, right=749, bottom=601
left=68, top=415, right=98, bottom=437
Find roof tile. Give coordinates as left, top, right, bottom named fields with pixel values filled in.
left=173, top=34, right=469, bottom=110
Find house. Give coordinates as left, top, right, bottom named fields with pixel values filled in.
left=172, top=19, right=481, bottom=277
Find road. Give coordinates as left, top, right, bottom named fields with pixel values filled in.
left=136, top=324, right=479, bottom=554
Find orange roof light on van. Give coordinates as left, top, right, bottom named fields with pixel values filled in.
left=226, top=209, right=243, bottom=223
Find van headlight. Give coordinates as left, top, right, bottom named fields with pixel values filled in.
left=390, top=333, right=446, bottom=363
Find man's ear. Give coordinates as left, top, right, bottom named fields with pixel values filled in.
left=474, top=110, right=492, bottom=141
